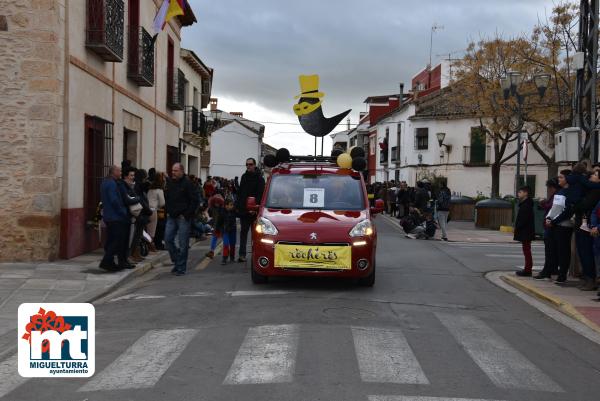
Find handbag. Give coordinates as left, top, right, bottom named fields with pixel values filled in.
left=129, top=202, right=143, bottom=217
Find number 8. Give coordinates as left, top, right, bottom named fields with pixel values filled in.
left=310, top=194, right=318, bottom=203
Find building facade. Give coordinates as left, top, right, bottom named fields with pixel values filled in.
left=0, top=0, right=197, bottom=261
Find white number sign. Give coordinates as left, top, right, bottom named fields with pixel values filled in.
left=303, top=188, right=325, bottom=208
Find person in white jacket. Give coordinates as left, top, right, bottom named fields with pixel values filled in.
left=147, top=172, right=166, bottom=252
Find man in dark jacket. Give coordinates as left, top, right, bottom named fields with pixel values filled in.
left=100, top=165, right=132, bottom=271
left=413, top=181, right=430, bottom=212
left=235, top=158, right=265, bottom=262
left=164, top=163, right=200, bottom=275
left=514, top=186, right=535, bottom=276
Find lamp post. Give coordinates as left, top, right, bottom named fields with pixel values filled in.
left=499, top=71, right=550, bottom=196
left=436, top=132, right=452, bottom=163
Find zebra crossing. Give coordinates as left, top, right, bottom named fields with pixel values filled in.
left=0, top=313, right=564, bottom=399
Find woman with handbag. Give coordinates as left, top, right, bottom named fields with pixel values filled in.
left=147, top=172, right=166, bottom=252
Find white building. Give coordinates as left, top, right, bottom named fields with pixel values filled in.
left=178, top=48, right=213, bottom=178
left=206, top=107, right=265, bottom=179
left=330, top=129, right=351, bottom=151
left=374, top=86, right=552, bottom=198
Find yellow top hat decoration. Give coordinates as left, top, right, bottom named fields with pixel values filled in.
left=294, top=75, right=325, bottom=99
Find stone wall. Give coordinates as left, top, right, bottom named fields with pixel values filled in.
left=0, top=0, right=65, bottom=261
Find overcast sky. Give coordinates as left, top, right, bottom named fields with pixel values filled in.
left=182, top=0, right=556, bottom=155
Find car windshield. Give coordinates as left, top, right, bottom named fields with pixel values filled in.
left=266, top=174, right=364, bottom=210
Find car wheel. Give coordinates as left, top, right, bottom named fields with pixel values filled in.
left=251, top=267, right=268, bottom=284
left=358, top=264, right=375, bottom=287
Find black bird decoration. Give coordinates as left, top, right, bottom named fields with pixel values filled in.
left=293, top=75, right=351, bottom=137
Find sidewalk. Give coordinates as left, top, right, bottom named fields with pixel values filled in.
left=497, top=272, right=600, bottom=335
left=0, top=239, right=210, bottom=359
left=379, top=214, right=516, bottom=243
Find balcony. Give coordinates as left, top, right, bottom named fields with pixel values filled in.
left=380, top=149, right=388, bottom=164
left=167, top=68, right=185, bottom=110
left=184, top=106, right=204, bottom=134
left=463, top=145, right=491, bottom=166
left=390, top=146, right=400, bottom=163
left=127, top=26, right=154, bottom=86
left=86, top=0, right=124, bottom=62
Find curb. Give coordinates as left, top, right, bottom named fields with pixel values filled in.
left=500, top=274, right=600, bottom=335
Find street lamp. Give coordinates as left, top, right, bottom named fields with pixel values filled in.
left=436, top=132, right=452, bottom=157
left=499, top=70, right=550, bottom=196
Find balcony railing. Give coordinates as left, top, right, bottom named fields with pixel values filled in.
left=86, top=0, right=124, bottom=62
left=167, top=68, right=185, bottom=110
left=463, top=145, right=491, bottom=166
left=184, top=106, right=198, bottom=133
left=390, top=146, right=400, bottom=162
left=380, top=149, right=388, bottom=164
left=127, top=26, right=154, bottom=86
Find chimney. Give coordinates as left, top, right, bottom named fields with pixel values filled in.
left=231, top=112, right=243, bottom=118
left=399, top=83, right=404, bottom=107
left=347, top=118, right=351, bottom=130
left=210, top=98, right=218, bottom=111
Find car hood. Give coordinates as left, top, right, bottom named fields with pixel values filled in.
left=262, top=209, right=367, bottom=232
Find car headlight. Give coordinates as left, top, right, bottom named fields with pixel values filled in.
left=255, top=217, right=279, bottom=235
left=349, top=219, right=373, bottom=237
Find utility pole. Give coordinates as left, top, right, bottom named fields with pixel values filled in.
left=574, top=0, right=599, bottom=162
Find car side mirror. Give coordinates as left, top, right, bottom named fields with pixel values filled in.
left=370, top=199, right=384, bottom=215
left=246, top=197, right=259, bottom=212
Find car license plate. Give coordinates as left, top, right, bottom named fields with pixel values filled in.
left=274, top=244, right=352, bottom=270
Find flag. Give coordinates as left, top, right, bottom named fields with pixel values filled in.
left=152, top=0, right=170, bottom=36
left=152, top=0, right=186, bottom=36
left=521, top=137, right=528, bottom=162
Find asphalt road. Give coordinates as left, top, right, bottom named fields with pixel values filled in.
left=4, top=216, right=600, bottom=401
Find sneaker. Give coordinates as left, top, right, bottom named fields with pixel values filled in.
left=172, top=270, right=186, bottom=276
left=406, top=234, right=417, bottom=239
left=515, top=270, right=532, bottom=277
left=221, top=257, right=228, bottom=265
left=555, top=275, right=567, bottom=284
left=533, top=272, right=551, bottom=280
left=237, top=256, right=246, bottom=263
left=99, top=261, right=119, bottom=271
left=441, top=237, right=448, bottom=241
left=205, top=251, right=214, bottom=259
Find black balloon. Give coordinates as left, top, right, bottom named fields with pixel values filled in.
left=352, top=157, right=367, bottom=171
left=331, top=148, right=344, bottom=158
left=263, top=154, right=278, bottom=168
left=350, top=147, right=365, bottom=159
left=276, top=148, right=290, bottom=163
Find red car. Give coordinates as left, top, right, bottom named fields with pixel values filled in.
left=247, top=157, right=383, bottom=286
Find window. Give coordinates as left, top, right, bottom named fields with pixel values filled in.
left=85, top=0, right=125, bottom=62
left=415, top=128, right=428, bottom=150
left=266, top=174, right=364, bottom=210
left=127, top=0, right=154, bottom=86
left=396, top=123, right=402, bottom=161
left=469, top=126, right=486, bottom=164
left=193, top=87, right=198, bottom=108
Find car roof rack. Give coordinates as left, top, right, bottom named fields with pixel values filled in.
left=287, top=155, right=335, bottom=163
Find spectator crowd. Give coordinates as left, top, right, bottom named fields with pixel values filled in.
left=99, top=157, right=264, bottom=276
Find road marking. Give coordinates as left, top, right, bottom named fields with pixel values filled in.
left=79, top=329, right=197, bottom=391
left=223, top=324, right=299, bottom=385
left=109, top=293, right=166, bottom=302
left=435, top=313, right=563, bottom=392
left=368, top=396, right=507, bottom=401
left=446, top=242, right=543, bottom=248
left=226, top=290, right=293, bottom=297
left=485, top=254, right=544, bottom=258
left=180, top=291, right=213, bottom=297
left=0, top=354, right=28, bottom=399
left=352, top=326, right=429, bottom=385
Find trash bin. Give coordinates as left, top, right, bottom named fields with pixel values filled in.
left=449, top=196, right=475, bottom=221
left=475, top=198, right=513, bottom=230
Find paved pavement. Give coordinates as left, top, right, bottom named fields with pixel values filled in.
left=2, top=215, right=599, bottom=400
left=0, top=239, right=211, bottom=361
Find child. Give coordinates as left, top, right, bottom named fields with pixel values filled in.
left=514, top=186, right=535, bottom=277
left=220, top=199, right=238, bottom=264
left=206, top=194, right=224, bottom=259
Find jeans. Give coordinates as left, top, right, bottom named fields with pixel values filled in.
left=437, top=210, right=449, bottom=239
left=238, top=215, right=255, bottom=258
left=165, top=216, right=192, bottom=273
left=554, top=226, right=573, bottom=279
left=223, top=229, right=237, bottom=258
left=540, top=228, right=558, bottom=276
left=521, top=240, right=533, bottom=271
left=101, top=221, right=129, bottom=266
left=575, top=229, right=596, bottom=280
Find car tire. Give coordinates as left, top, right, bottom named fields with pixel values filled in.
left=251, top=267, right=268, bottom=284
left=358, top=264, right=375, bottom=287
